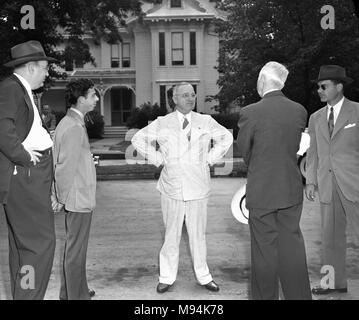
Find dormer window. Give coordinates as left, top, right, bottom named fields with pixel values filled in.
left=170, top=0, right=182, bottom=8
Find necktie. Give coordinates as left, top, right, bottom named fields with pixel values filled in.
left=328, top=107, right=334, bottom=137
left=182, top=116, right=191, bottom=141
left=183, top=116, right=189, bottom=129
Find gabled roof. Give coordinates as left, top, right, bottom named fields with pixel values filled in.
left=135, top=0, right=224, bottom=23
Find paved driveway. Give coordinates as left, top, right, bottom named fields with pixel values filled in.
left=1, top=178, right=359, bottom=300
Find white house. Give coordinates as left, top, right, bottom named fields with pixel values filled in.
left=41, top=0, right=224, bottom=135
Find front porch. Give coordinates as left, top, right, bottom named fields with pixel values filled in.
left=40, top=69, right=137, bottom=133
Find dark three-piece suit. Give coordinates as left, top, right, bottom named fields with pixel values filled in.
left=0, top=75, right=55, bottom=299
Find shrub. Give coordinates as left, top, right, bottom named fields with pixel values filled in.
left=126, top=102, right=168, bottom=129
left=85, top=110, right=105, bottom=139
left=211, top=112, right=239, bottom=138
left=53, top=110, right=66, bottom=126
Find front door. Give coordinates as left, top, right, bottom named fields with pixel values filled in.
left=111, top=88, right=132, bottom=126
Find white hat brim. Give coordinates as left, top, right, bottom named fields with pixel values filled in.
left=231, top=184, right=249, bottom=224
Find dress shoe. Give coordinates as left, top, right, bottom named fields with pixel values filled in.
left=156, top=283, right=171, bottom=293
left=204, top=281, right=220, bottom=292
left=89, top=289, right=96, bottom=297
left=311, top=286, right=347, bottom=295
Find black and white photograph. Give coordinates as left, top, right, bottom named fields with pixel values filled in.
left=1, top=0, right=359, bottom=309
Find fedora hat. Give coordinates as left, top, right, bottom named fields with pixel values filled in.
left=231, top=184, right=249, bottom=225
left=314, top=65, right=353, bottom=84
left=4, top=40, right=58, bottom=67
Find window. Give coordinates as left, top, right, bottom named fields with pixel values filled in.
left=122, top=43, right=130, bottom=68
left=190, top=32, right=196, bottom=65
left=170, top=0, right=182, bottom=8
left=160, top=85, right=167, bottom=110
left=159, top=32, right=166, bottom=66
left=111, top=44, right=120, bottom=68
left=171, top=32, right=184, bottom=66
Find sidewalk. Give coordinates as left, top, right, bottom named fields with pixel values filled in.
left=1, top=178, right=359, bottom=300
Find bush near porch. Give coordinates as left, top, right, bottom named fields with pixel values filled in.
left=126, top=102, right=168, bottom=129
left=85, top=111, right=105, bottom=139
left=211, top=112, right=239, bottom=139
left=53, top=110, right=105, bottom=139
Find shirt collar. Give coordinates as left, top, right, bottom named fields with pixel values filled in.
left=13, top=73, right=32, bottom=95
left=327, top=97, right=344, bottom=111
left=176, top=110, right=192, bottom=123
left=70, top=107, right=85, bottom=121
left=262, top=88, right=279, bottom=97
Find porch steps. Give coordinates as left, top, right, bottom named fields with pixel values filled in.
left=103, top=126, right=129, bottom=139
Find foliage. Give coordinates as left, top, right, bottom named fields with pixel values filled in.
left=211, top=112, right=239, bottom=138
left=53, top=110, right=66, bottom=126
left=126, top=102, right=168, bottom=129
left=0, top=0, right=145, bottom=82
left=214, top=0, right=359, bottom=115
left=85, top=110, right=104, bottom=139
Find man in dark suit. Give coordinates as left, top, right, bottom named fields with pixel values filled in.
left=0, top=40, right=57, bottom=299
left=41, top=104, right=56, bottom=131
left=306, top=65, right=359, bottom=295
left=237, top=61, right=312, bottom=300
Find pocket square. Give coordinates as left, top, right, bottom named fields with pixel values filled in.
left=344, top=123, right=356, bottom=129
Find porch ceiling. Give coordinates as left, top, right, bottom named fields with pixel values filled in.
left=67, top=69, right=136, bottom=79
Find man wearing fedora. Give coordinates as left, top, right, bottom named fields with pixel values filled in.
left=0, top=40, right=57, bottom=299
left=237, top=62, right=312, bottom=300
left=305, top=65, right=359, bottom=295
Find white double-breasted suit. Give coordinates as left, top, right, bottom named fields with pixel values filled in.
left=132, top=110, right=233, bottom=285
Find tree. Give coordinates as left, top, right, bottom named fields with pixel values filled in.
left=214, top=0, right=359, bottom=115
left=0, top=0, right=145, bottom=82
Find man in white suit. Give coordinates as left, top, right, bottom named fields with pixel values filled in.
left=305, top=65, right=359, bottom=295
left=132, top=82, right=233, bottom=293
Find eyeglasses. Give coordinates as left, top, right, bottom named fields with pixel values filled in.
left=175, top=93, right=197, bottom=99
left=317, top=82, right=341, bottom=90
left=317, top=84, right=329, bottom=90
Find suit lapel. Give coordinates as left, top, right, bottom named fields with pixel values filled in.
left=318, top=107, right=330, bottom=142
left=68, top=109, right=85, bottom=126
left=10, top=75, right=33, bottom=112
left=171, top=110, right=190, bottom=144
left=167, top=111, right=181, bottom=135
left=9, top=75, right=34, bottom=135
left=189, top=112, right=201, bottom=142
left=331, top=98, right=354, bottom=139
left=67, top=109, right=90, bottom=146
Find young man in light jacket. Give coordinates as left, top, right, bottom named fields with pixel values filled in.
left=52, top=79, right=98, bottom=300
